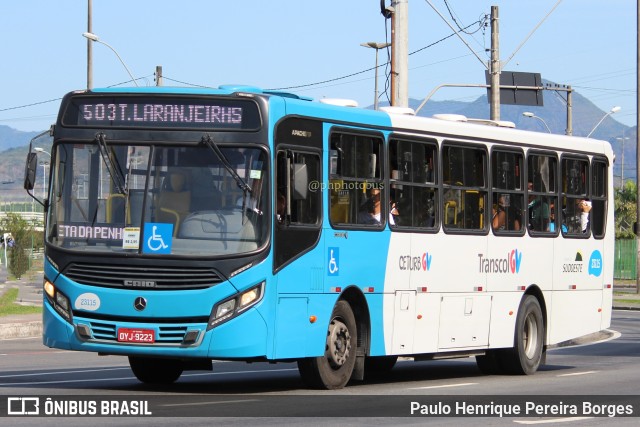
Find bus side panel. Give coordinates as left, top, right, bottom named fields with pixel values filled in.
left=272, top=292, right=367, bottom=359
left=324, top=229, right=391, bottom=357
left=486, top=236, right=552, bottom=348
left=601, top=232, right=614, bottom=331
left=382, top=233, right=414, bottom=354
left=384, top=232, right=490, bottom=354
left=548, top=290, right=604, bottom=345
left=550, top=238, right=606, bottom=345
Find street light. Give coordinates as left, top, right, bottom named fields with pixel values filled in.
left=522, top=112, right=551, bottom=133
left=34, top=147, right=51, bottom=157
left=39, top=162, right=49, bottom=199
left=617, top=136, right=630, bottom=189
left=361, top=42, right=390, bottom=110
left=587, top=106, right=621, bottom=138
left=34, top=148, right=51, bottom=200
left=82, top=32, right=139, bottom=87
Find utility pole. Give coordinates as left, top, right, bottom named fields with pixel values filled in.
left=155, top=65, right=163, bottom=86
left=490, top=6, right=500, bottom=121
left=566, top=85, right=573, bottom=135
left=392, top=0, right=409, bottom=107
left=87, top=0, right=93, bottom=90
left=635, top=0, right=640, bottom=294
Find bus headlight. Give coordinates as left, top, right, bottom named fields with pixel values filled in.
left=43, top=279, right=73, bottom=324
left=207, top=281, right=265, bottom=330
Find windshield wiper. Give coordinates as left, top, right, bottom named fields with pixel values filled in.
left=201, top=134, right=254, bottom=221
left=201, top=134, right=252, bottom=194
left=95, top=132, right=127, bottom=195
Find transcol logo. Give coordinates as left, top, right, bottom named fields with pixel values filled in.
left=478, top=249, right=522, bottom=274
left=399, top=252, right=433, bottom=271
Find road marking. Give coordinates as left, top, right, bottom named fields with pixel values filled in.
left=410, top=382, right=477, bottom=390
left=0, top=367, right=129, bottom=379
left=0, top=367, right=299, bottom=386
left=0, top=376, right=137, bottom=386
left=514, top=417, right=594, bottom=424
left=161, top=399, right=260, bottom=407
left=557, top=371, right=597, bottom=377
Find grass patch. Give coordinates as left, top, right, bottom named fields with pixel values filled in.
left=0, top=288, right=42, bottom=317
left=615, top=299, right=640, bottom=306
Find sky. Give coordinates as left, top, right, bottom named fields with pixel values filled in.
left=0, top=0, right=636, bottom=132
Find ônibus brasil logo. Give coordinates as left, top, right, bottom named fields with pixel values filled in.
left=478, top=249, right=522, bottom=274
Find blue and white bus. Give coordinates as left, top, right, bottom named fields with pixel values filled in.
left=24, top=85, right=613, bottom=389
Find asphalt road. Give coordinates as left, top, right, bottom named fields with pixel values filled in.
left=0, top=310, right=638, bottom=426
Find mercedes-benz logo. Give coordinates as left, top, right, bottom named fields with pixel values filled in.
left=134, top=297, right=147, bottom=311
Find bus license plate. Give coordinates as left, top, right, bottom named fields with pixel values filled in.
left=117, top=328, right=155, bottom=343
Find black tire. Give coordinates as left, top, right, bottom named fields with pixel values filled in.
left=500, top=295, right=544, bottom=375
left=297, top=300, right=357, bottom=389
left=365, top=355, right=398, bottom=377
left=128, top=356, right=183, bottom=384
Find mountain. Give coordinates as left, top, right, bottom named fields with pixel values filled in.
left=0, top=127, right=51, bottom=201
left=0, top=125, right=41, bottom=152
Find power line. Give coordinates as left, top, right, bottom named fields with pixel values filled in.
left=0, top=98, right=62, bottom=113
left=269, top=19, right=484, bottom=91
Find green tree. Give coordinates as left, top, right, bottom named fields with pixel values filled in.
left=0, top=213, right=34, bottom=279
left=615, top=181, right=637, bottom=239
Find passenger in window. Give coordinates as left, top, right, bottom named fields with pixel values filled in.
left=389, top=199, right=399, bottom=226
left=493, top=194, right=520, bottom=231
left=528, top=182, right=549, bottom=231
left=578, top=198, right=591, bottom=232
left=358, top=189, right=382, bottom=225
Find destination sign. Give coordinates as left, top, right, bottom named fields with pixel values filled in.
left=62, top=96, right=261, bottom=130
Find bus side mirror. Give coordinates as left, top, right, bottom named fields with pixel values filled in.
left=24, top=152, right=38, bottom=191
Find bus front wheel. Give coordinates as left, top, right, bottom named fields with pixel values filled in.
left=297, top=300, right=357, bottom=389
left=128, top=356, right=183, bottom=384
left=501, top=295, right=544, bottom=375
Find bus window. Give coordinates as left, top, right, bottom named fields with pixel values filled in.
left=527, top=153, right=558, bottom=234
left=329, top=132, right=384, bottom=228
left=389, top=138, right=438, bottom=229
left=591, top=159, right=608, bottom=238
left=442, top=143, right=487, bottom=232
left=491, top=149, right=524, bottom=233
left=276, top=151, right=321, bottom=225
left=561, top=157, right=590, bottom=236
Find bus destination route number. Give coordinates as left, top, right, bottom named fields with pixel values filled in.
left=117, top=328, right=155, bottom=344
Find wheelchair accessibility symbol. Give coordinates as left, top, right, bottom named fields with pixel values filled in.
left=142, top=223, right=173, bottom=254
left=328, top=247, right=339, bottom=276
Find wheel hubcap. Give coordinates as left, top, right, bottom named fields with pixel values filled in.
left=523, top=313, right=539, bottom=359
left=327, top=318, right=351, bottom=368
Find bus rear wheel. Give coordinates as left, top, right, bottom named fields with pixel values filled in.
left=501, top=295, right=544, bottom=375
left=297, top=300, right=357, bottom=389
left=128, top=356, right=184, bottom=384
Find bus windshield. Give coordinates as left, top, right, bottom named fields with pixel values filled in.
left=46, top=142, right=269, bottom=257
